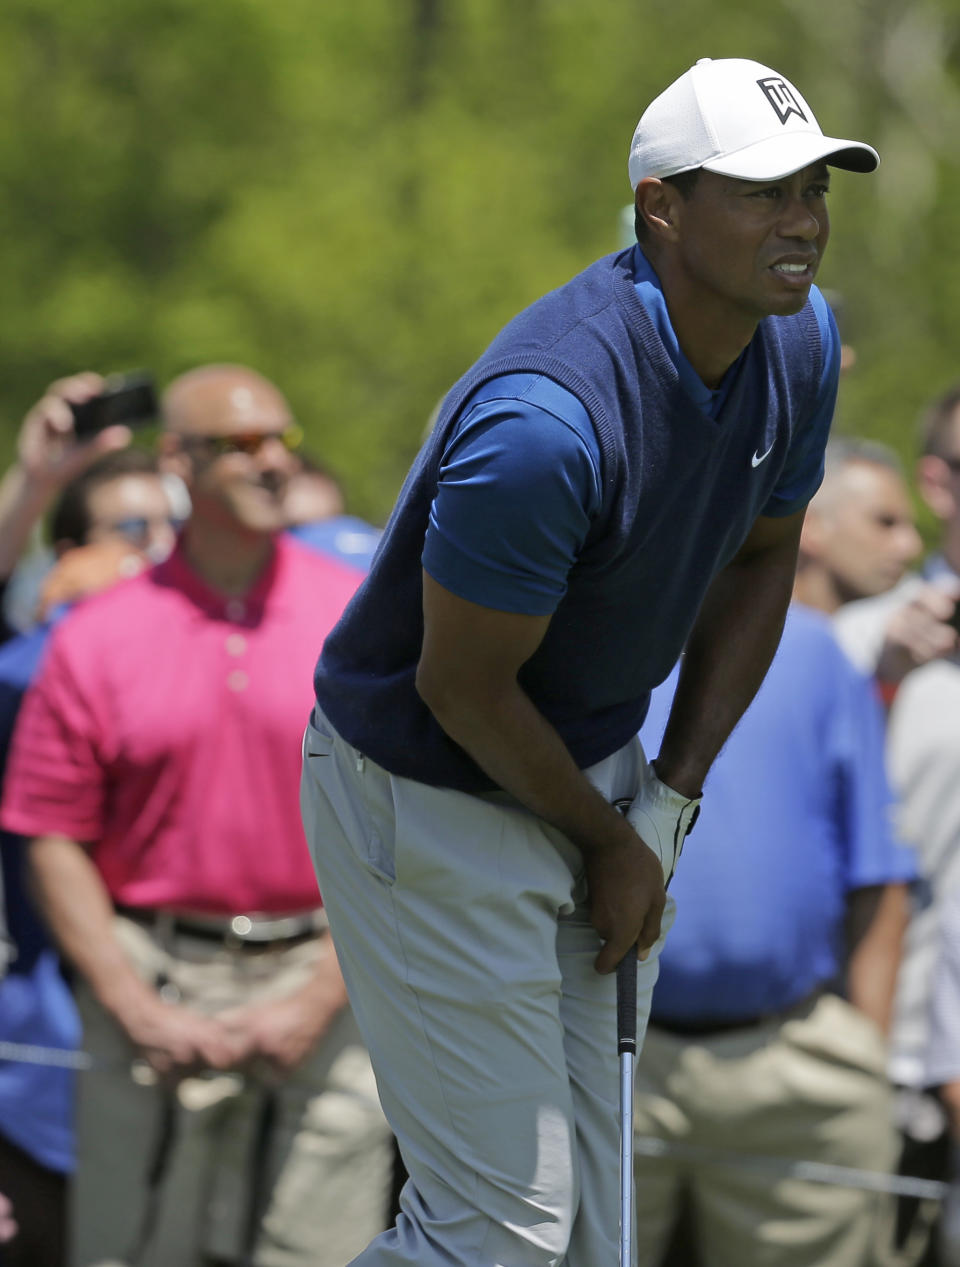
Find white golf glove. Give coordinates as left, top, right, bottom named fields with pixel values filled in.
left=625, top=765, right=701, bottom=886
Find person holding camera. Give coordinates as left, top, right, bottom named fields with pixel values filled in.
left=0, top=383, right=178, bottom=1267
left=1, top=365, right=393, bottom=1267
left=0, top=372, right=141, bottom=642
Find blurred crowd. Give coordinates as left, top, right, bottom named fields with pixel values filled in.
left=1, top=362, right=960, bottom=1267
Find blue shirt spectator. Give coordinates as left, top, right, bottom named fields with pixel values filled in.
left=640, top=602, right=917, bottom=1022
left=289, top=514, right=381, bottom=574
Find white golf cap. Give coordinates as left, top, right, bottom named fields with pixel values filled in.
left=628, top=58, right=879, bottom=188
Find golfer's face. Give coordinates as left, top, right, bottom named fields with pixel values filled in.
left=674, top=163, right=831, bottom=321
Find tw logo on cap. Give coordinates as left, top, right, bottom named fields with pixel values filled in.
left=757, top=77, right=808, bottom=126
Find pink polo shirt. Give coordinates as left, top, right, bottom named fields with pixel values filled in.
left=1, top=535, right=361, bottom=915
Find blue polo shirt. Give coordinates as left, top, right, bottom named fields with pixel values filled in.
left=640, top=604, right=917, bottom=1022
left=0, top=617, right=79, bottom=1173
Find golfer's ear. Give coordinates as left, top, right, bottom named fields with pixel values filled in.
left=635, top=178, right=680, bottom=244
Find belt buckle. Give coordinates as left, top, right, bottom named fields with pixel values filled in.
left=225, top=914, right=257, bottom=949
left=223, top=911, right=323, bottom=948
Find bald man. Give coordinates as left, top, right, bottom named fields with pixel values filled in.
left=794, top=438, right=924, bottom=613
left=1, top=367, right=392, bottom=1267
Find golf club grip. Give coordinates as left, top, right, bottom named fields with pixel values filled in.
left=616, top=950, right=638, bottom=1054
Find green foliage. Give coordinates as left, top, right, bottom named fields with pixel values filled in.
left=0, top=0, right=958, bottom=522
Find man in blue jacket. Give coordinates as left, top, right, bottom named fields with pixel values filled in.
left=300, top=57, right=879, bottom=1267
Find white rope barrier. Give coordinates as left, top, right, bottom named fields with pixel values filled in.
left=0, top=1039, right=94, bottom=1070
left=0, top=1039, right=949, bottom=1201
left=634, top=1135, right=948, bottom=1201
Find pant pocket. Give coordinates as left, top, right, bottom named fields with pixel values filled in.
left=302, top=716, right=397, bottom=885
left=782, top=993, right=889, bottom=1079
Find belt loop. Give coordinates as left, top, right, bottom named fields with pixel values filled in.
left=154, top=911, right=175, bottom=954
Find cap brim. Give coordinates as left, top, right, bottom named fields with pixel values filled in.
left=702, top=131, right=879, bottom=181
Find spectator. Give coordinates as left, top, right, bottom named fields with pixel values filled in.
left=771, top=424, right=960, bottom=1264
left=285, top=451, right=382, bottom=574
left=850, top=384, right=960, bottom=1262
left=282, top=449, right=346, bottom=526
left=0, top=373, right=137, bottom=642
left=0, top=394, right=175, bottom=1267
left=0, top=364, right=392, bottom=1267
left=831, top=418, right=960, bottom=689
left=632, top=592, right=915, bottom=1266
left=0, top=543, right=147, bottom=1267
left=0, top=447, right=178, bottom=1267
left=795, top=437, right=923, bottom=614
left=927, top=880, right=960, bottom=1267
left=46, top=446, right=177, bottom=568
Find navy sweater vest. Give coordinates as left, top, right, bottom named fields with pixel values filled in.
left=315, top=249, right=822, bottom=793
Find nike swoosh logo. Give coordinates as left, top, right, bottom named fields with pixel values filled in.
left=752, top=442, right=775, bottom=468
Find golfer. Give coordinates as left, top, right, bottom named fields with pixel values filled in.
left=301, top=57, right=878, bottom=1267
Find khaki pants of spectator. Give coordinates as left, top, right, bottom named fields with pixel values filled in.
left=633, top=992, right=897, bottom=1267
left=72, top=915, right=393, bottom=1267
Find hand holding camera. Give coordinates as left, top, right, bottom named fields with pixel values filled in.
left=18, top=370, right=157, bottom=494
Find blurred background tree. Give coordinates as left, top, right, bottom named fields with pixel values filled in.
left=0, top=0, right=957, bottom=523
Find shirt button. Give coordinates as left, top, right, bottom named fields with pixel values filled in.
left=226, top=634, right=247, bottom=657
left=227, top=670, right=249, bottom=692
left=226, top=600, right=246, bottom=622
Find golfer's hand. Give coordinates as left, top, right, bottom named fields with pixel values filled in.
left=119, top=994, right=238, bottom=1076
left=587, top=836, right=666, bottom=975
left=589, top=766, right=702, bottom=974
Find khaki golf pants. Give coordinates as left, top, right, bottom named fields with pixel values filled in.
left=300, top=706, right=672, bottom=1267
left=73, top=915, right=393, bottom=1267
left=633, top=993, right=897, bottom=1267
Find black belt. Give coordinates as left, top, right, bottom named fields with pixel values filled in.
left=650, top=988, right=824, bottom=1039
left=114, top=904, right=327, bottom=950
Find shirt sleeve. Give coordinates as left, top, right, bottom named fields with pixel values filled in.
left=422, top=377, right=603, bottom=615
left=762, top=287, right=841, bottom=517
left=830, top=647, right=918, bottom=890
left=0, top=620, right=109, bottom=844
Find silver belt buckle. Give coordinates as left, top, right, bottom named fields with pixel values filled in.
left=226, top=910, right=325, bottom=946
